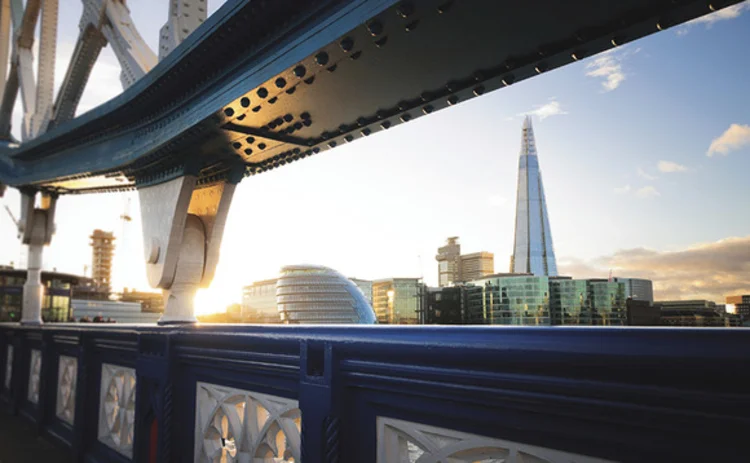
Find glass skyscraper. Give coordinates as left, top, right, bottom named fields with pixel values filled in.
left=510, top=116, right=558, bottom=276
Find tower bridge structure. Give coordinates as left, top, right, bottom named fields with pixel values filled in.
left=0, top=1, right=749, bottom=462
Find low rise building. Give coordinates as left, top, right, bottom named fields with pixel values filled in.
left=423, top=286, right=464, bottom=324
left=656, top=300, right=739, bottom=327
left=71, top=299, right=161, bottom=323
left=241, top=278, right=280, bottom=323
left=0, top=268, right=81, bottom=322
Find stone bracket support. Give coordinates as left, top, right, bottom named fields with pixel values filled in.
left=138, top=176, right=237, bottom=324
left=17, top=189, right=56, bottom=325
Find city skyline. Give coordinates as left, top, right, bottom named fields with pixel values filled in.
left=1, top=2, right=749, bottom=313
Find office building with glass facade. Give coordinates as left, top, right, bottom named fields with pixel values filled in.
left=613, top=277, right=654, bottom=303
left=587, top=280, right=627, bottom=326
left=549, top=277, right=592, bottom=325
left=372, top=278, right=421, bottom=324
left=465, top=274, right=550, bottom=325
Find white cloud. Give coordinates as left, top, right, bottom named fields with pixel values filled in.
left=678, top=1, right=750, bottom=34
left=707, top=123, right=750, bottom=156
left=637, top=167, right=658, bottom=181
left=657, top=160, right=688, bottom=173
left=635, top=186, right=660, bottom=199
left=521, top=99, right=568, bottom=120
left=585, top=47, right=642, bottom=92
left=613, top=185, right=631, bottom=194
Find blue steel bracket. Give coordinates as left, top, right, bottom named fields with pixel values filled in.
left=299, top=340, right=340, bottom=463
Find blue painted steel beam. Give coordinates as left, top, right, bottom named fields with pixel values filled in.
left=0, top=0, right=743, bottom=194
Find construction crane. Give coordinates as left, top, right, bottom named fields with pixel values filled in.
left=3, top=204, right=26, bottom=269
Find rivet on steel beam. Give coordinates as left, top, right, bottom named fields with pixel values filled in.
left=361, top=128, right=372, bottom=136
left=233, top=142, right=242, bottom=149
left=535, top=63, right=547, bottom=74
left=294, top=65, right=306, bottom=77
left=284, top=114, right=293, bottom=123
left=252, top=106, right=261, bottom=112
left=258, top=143, right=266, bottom=150
left=313, top=147, right=321, bottom=153
left=571, top=52, right=582, bottom=61
left=340, top=37, right=354, bottom=52
left=244, top=148, right=253, bottom=155
left=327, top=64, right=338, bottom=72
left=275, top=77, right=287, bottom=88
left=405, top=20, right=419, bottom=32
left=286, top=87, right=296, bottom=95
left=473, top=85, right=485, bottom=96
left=315, top=52, right=329, bottom=65
left=329, top=141, right=337, bottom=148
left=437, top=1, right=453, bottom=14
left=397, top=3, right=414, bottom=18
left=301, top=112, right=311, bottom=120
left=303, top=120, right=312, bottom=127
left=304, top=76, right=316, bottom=85
left=350, top=51, right=362, bottom=60
left=224, top=108, right=234, bottom=116
left=257, top=87, right=268, bottom=98
left=447, top=95, right=459, bottom=106
left=293, top=148, right=301, bottom=154
left=268, top=121, right=277, bottom=129
left=502, top=75, right=515, bottom=86
left=294, top=122, right=303, bottom=130
left=268, top=97, right=278, bottom=104
left=375, top=37, right=388, bottom=48
left=709, top=4, right=717, bottom=11
left=381, top=121, right=392, bottom=129
left=345, top=135, right=354, bottom=142
left=400, top=113, right=412, bottom=122
left=367, top=20, right=383, bottom=36
left=240, top=97, right=250, bottom=107
left=422, top=105, right=434, bottom=114
left=611, top=37, right=622, bottom=47
left=246, top=137, right=255, bottom=144
left=274, top=117, right=284, bottom=126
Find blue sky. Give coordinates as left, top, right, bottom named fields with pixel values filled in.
left=1, top=1, right=749, bottom=312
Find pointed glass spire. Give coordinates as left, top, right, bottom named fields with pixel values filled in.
left=510, top=116, right=558, bottom=276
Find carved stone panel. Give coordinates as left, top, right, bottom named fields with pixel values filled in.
left=56, top=355, right=77, bottom=425
left=27, top=349, right=41, bottom=404
left=194, top=382, right=301, bottom=462
left=377, top=417, right=613, bottom=463
left=98, top=363, right=136, bottom=459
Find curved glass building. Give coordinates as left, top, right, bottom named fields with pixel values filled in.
left=276, top=265, right=377, bottom=324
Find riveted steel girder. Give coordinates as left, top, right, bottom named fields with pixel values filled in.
left=0, top=0, right=743, bottom=194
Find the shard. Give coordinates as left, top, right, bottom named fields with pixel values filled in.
left=510, top=116, right=558, bottom=276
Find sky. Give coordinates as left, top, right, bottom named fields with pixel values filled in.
left=1, top=1, right=749, bottom=314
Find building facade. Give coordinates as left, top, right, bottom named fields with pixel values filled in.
left=241, top=278, right=280, bottom=322
left=587, top=280, right=627, bottom=326
left=0, top=268, right=81, bottom=322
left=726, top=294, right=750, bottom=322
left=465, top=274, right=550, bottom=325
left=435, top=237, right=494, bottom=287
left=277, top=265, right=376, bottom=324
left=71, top=299, right=161, bottom=323
left=90, top=229, right=115, bottom=294
left=549, top=277, right=591, bottom=325
left=350, top=278, right=373, bottom=306
left=423, top=286, right=464, bottom=324
left=459, top=252, right=495, bottom=282
left=510, top=116, right=558, bottom=276
left=614, top=277, right=654, bottom=303
left=372, top=278, right=421, bottom=324
left=657, top=300, right=740, bottom=327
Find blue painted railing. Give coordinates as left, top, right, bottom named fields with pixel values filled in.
left=1, top=323, right=749, bottom=462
